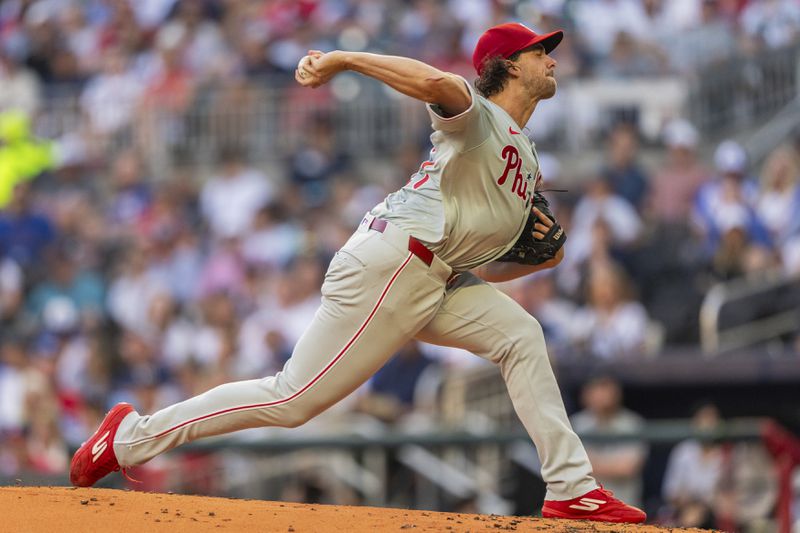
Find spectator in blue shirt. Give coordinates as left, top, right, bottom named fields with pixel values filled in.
left=693, top=140, right=771, bottom=255
left=359, top=342, right=437, bottom=423
left=26, top=245, right=104, bottom=330
left=602, top=123, right=650, bottom=211
left=0, top=182, right=55, bottom=271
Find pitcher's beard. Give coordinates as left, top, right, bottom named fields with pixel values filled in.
left=528, top=77, right=557, bottom=101
left=540, top=78, right=557, bottom=99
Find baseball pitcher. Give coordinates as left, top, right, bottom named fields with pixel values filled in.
left=71, top=23, right=646, bottom=524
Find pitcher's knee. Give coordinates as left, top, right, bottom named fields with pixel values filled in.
left=258, top=375, right=319, bottom=428
left=280, top=414, right=305, bottom=429
left=277, top=409, right=308, bottom=429
left=276, top=403, right=319, bottom=428
left=521, top=316, right=546, bottom=345
left=492, top=316, right=547, bottom=365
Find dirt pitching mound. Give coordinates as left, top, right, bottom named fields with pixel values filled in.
left=2, top=487, right=716, bottom=532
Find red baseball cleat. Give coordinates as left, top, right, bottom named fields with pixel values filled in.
left=70, top=403, right=135, bottom=487
left=542, top=486, right=647, bottom=523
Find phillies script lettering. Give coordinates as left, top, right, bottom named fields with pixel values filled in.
left=497, top=145, right=531, bottom=203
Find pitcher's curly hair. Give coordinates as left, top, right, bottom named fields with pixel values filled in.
left=474, top=50, right=522, bottom=98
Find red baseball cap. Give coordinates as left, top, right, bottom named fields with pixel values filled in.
left=473, top=23, right=563, bottom=75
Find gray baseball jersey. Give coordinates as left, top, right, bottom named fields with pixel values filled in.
left=372, top=79, right=540, bottom=272
left=111, top=78, right=597, bottom=502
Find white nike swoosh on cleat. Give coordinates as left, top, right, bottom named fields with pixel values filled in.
left=91, top=430, right=111, bottom=463
left=568, top=497, right=607, bottom=511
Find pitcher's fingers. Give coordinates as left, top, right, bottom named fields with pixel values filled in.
left=534, top=223, right=549, bottom=234
left=305, top=56, right=322, bottom=73
left=532, top=207, right=553, bottom=225
left=532, top=231, right=545, bottom=240
left=297, top=73, right=318, bottom=87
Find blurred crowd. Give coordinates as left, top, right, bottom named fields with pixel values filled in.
left=2, top=0, right=800, bottom=120
left=1, top=0, right=800, bottom=529
left=571, top=377, right=778, bottom=529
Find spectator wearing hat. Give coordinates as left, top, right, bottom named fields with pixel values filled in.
left=693, top=140, right=771, bottom=256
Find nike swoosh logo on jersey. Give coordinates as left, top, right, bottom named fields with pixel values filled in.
left=509, top=126, right=521, bottom=135
left=568, top=497, right=607, bottom=511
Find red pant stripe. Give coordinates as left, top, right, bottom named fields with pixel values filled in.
left=130, top=252, right=415, bottom=445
